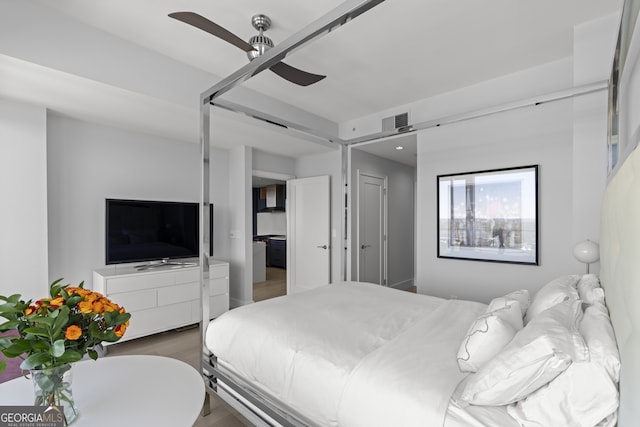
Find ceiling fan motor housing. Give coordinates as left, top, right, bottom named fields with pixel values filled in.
left=247, top=14, right=274, bottom=61
left=247, top=34, right=274, bottom=61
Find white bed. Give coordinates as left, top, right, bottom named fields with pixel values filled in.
left=203, top=275, right=620, bottom=427
left=206, top=282, right=486, bottom=427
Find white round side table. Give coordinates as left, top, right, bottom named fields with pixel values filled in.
left=0, top=355, right=205, bottom=427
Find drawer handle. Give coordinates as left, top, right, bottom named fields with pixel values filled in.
left=317, top=245, right=328, bottom=250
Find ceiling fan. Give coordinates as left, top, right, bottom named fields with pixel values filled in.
left=169, top=12, right=326, bottom=87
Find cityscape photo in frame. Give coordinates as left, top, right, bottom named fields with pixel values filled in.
left=437, top=165, right=539, bottom=265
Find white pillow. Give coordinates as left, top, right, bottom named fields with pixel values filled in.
left=580, top=303, right=620, bottom=382
left=577, top=274, right=605, bottom=305
left=460, top=299, right=588, bottom=406
left=457, top=301, right=523, bottom=373
left=507, top=361, right=619, bottom=427
left=524, top=275, right=580, bottom=324
left=502, top=289, right=530, bottom=317
left=487, top=297, right=524, bottom=330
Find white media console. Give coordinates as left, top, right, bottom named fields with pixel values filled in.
left=93, top=259, right=229, bottom=345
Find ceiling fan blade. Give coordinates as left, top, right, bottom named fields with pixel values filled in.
left=169, top=11, right=255, bottom=53
left=269, top=61, right=326, bottom=86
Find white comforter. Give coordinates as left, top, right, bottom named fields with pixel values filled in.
left=205, top=282, right=486, bottom=427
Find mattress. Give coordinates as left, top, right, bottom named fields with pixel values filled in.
left=206, top=282, right=489, bottom=426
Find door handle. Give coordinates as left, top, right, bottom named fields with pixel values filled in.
left=361, top=244, right=371, bottom=249
left=317, top=245, right=328, bottom=250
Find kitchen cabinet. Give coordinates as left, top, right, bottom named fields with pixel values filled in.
left=253, top=241, right=266, bottom=282
left=269, top=238, right=286, bottom=268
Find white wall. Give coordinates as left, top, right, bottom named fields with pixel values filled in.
left=349, top=148, right=415, bottom=288
left=417, top=100, right=576, bottom=303
left=253, top=149, right=296, bottom=177
left=227, top=146, right=253, bottom=307
left=46, top=114, right=230, bottom=286
left=0, top=99, right=48, bottom=299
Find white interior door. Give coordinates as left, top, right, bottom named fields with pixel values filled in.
left=287, top=175, right=330, bottom=294
left=357, top=172, right=387, bottom=285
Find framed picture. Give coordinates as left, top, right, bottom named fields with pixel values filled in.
left=437, top=165, right=539, bottom=265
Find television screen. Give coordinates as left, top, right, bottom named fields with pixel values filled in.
left=106, top=199, right=199, bottom=265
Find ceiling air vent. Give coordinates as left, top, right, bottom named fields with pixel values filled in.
left=382, top=112, right=410, bottom=132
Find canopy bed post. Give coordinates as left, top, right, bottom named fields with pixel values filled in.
left=342, top=143, right=350, bottom=282
left=199, top=93, right=211, bottom=416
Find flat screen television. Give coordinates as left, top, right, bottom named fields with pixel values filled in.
left=105, top=199, right=199, bottom=266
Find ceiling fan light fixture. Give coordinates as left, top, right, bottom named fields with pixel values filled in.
left=247, top=34, right=274, bottom=61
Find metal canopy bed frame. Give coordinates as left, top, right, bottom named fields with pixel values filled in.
left=196, top=0, right=640, bottom=425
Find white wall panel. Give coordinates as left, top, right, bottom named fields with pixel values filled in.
left=0, top=99, right=48, bottom=299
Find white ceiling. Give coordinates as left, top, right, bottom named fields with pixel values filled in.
left=3, top=0, right=623, bottom=163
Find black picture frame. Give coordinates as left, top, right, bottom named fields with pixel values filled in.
left=437, top=165, right=539, bottom=265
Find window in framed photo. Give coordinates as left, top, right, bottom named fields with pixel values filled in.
left=437, top=165, right=538, bottom=265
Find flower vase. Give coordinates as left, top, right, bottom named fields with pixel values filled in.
left=31, top=364, right=79, bottom=425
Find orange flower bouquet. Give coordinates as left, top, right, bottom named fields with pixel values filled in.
left=0, top=278, right=130, bottom=370
left=0, top=279, right=130, bottom=424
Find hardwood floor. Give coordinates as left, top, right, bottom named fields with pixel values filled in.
left=253, top=267, right=286, bottom=302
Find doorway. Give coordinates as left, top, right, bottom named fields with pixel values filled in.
left=252, top=171, right=293, bottom=302
left=349, top=136, right=416, bottom=291
left=357, top=171, right=388, bottom=285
